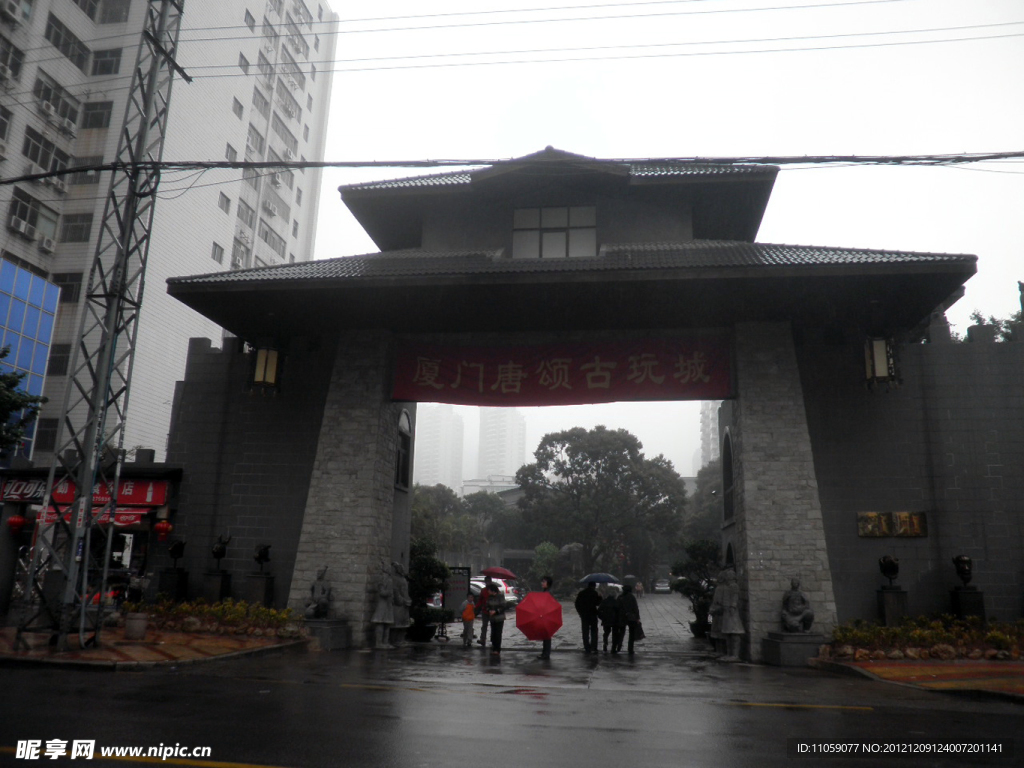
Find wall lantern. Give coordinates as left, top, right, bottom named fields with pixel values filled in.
left=864, top=337, right=899, bottom=389
left=6, top=514, right=26, bottom=535
left=251, top=346, right=280, bottom=390
left=154, top=519, right=173, bottom=541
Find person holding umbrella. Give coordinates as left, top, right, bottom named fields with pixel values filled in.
left=516, top=576, right=562, bottom=658
left=486, top=583, right=508, bottom=655
left=475, top=575, right=493, bottom=647
left=538, top=575, right=554, bottom=659
left=616, top=583, right=641, bottom=655
left=598, top=587, right=620, bottom=653
left=574, top=581, right=602, bottom=654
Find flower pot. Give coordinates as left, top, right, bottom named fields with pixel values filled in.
left=689, top=619, right=710, bottom=639
left=406, top=624, right=437, bottom=643
left=124, top=612, right=149, bottom=641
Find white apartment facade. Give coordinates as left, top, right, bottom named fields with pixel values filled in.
left=0, top=0, right=337, bottom=462
left=476, top=407, right=526, bottom=480
left=411, top=403, right=464, bottom=493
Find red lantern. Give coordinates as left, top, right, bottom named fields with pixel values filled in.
left=6, top=514, right=26, bottom=535
left=154, top=519, right=173, bottom=541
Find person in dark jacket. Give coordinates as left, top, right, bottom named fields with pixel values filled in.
left=616, top=583, right=641, bottom=655
left=597, top=588, right=620, bottom=653
left=574, top=581, right=602, bottom=654
left=486, top=583, right=507, bottom=655
left=537, top=575, right=554, bottom=660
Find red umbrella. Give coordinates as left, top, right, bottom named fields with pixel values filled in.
left=515, top=591, right=562, bottom=641
left=480, top=566, right=517, bottom=580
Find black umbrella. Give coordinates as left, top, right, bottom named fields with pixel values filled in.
left=578, top=572, right=620, bottom=584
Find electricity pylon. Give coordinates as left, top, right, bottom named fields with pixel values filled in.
left=16, top=0, right=189, bottom=651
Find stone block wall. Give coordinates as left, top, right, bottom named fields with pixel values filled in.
left=164, top=336, right=334, bottom=605
left=731, top=322, right=838, bottom=661
left=288, top=332, right=410, bottom=645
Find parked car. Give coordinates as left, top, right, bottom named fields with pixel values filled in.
left=471, top=577, right=520, bottom=606
left=653, top=579, right=672, bottom=594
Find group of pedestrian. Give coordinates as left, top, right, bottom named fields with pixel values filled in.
left=458, top=575, right=508, bottom=656
left=576, top=581, right=642, bottom=655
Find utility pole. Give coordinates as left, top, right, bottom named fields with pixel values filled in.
left=16, top=0, right=190, bottom=651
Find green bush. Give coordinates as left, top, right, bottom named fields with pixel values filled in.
left=830, top=614, right=1023, bottom=655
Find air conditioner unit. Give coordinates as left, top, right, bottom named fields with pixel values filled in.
left=24, top=162, right=45, bottom=183
left=262, top=202, right=278, bottom=217
left=38, top=236, right=55, bottom=254
left=61, top=118, right=76, bottom=137
left=39, top=101, right=55, bottom=118
left=52, top=178, right=67, bottom=194
left=0, top=141, right=6, bottom=160
left=245, top=142, right=256, bottom=156
left=237, top=230, right=252, bottom=245
left=270, top=173, right=281, bottom=187
left=283, top=148, right=294, bottom=160
left=291, top=40, right=303, bottom=54
left=282, top=104, right=295, bottom=118
left=7, top=216, right=29, bottom=236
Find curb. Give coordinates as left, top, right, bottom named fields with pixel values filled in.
left=809, top=658, right=1024, bottom=705
left=0, top=638, right=308, bottom=671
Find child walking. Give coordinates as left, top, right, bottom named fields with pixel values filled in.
left=459, top=591, right=476, bottom=648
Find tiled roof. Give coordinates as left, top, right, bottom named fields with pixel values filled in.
left=169, top=242, right=975, bottom=288
left=341, top=161, right=772, bottom=192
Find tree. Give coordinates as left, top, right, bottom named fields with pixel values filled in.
left=527, top=541, right=559, bottom=590
left=0, top=347, right=46, bottom=459
left=684, top=458, right=723, bottom=543
left=410, top=484, right=479, bottom=554
left=407, top=538, right=451, bottom=625
left=671, top=539, right=721, bottom=629
left=515, top=426, right=687, bottom=575
left=968, top=308, right=1022, bottom=342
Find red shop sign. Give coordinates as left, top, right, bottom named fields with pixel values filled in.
left=1, top=478, right=168, bottom=506
left=392, top=334, right=732, bottom=407
left=40, top=507, right=150, bottom=527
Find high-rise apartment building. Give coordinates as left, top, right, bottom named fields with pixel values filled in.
left=411, top=403, right=464, bottom=493
left=476, top=407, right=526, bottom=480
left=698, top=399, right=721, bottom=470
left=0, top=0, right=337, bottom=462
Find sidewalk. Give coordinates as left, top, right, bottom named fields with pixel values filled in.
left=0, top=625, right=302, bottom=669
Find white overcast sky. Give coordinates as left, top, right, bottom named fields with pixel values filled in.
left=310, top=0, right=1024, bottom=477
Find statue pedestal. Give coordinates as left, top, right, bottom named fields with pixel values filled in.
left=244, top=573, right=274, bottom=607
left=305, top=619, right=351, bottom=651
left=762, top=632, right=825, bottom=667
left=877, top=587, right=908, bottom=627
left=157, top=568, right=188, bottom=602
left=951, top=586, right=985, bottom=621
left=201, top=571, right=231, bottom=603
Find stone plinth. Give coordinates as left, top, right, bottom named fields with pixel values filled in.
left=762, top=632, right=825, bottom=667
left=951, top=587, right=985, bottom=621
left=245, top=573, right=274, bottom=607
left=305, top=619, right=351, bottom=650
left=157, top=568, right=188, bottom=602
left=877, top=587, right=908, bottom=627
left=201, top=571, right=231, bottom=603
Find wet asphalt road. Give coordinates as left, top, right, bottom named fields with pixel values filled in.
left=1, top=643, right=1021, bottom=768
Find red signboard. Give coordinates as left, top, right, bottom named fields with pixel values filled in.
left=40, top=507, right=149, bottom=527
left=0, top=478, right=168, bottom=506
left=392, top=335, right=732, bottom=406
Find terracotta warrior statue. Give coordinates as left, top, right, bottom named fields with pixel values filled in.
left=781, top=577, right=815, bottom=633
left=370, top=559, right=395, bottom=649
left=304, top=565, right=333, bottom=620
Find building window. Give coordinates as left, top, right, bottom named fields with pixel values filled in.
left=52, top=272, right=83, bottom=304
left=34, top=418, right=59, bottom=452
left=314, top=35, right=320, bottom=52
left=306, top=94, right=313, bottom=111
left=81, top=101, right=113, bottom=129
left=512, top=206, right=597, bottom=259
left=291, top=220, right=298, bottom=237
left=47, top=344, right=71, bottom=377
left=238, top=53, right=250, bottom=74
left=22, top=128, right=70, bottom=174
left=232, top=98, right=244, bottom=119
left=33, top=73, right=80, bottom=123
left=72, top=0, right=100, bottom=20
left=246, top=123, right=265, bottom=156
left=211, top=242, right=224, bottom=264
left=245, top=9, right=256, bottom=30
left=231, top=239, right=250, bottom=270
left=0, top=33, right=26, bottom=80
left=236, top=200, right=256, bottom=229
left=295, top=188, right=302, bottom=206
left=310, top=64, right=316, bottom=81
left=302, top=124, right=309, bottom=141
left=257, top=218, right=286, bottom=257
left=289, top=252, right=295, bottom=264
left=270, top=113, right=297, bottom=154
left=276, top=85, right=301, bottom=122
left=269, top=0, right=282, bottom=14
left=225, top=143, right=238, bottom=162
left=45, top=14, right=91, bottom=72
left=252, top=87, right=270, bottom=119
left=91, top=48, right=122, bottom=76
left=218, top=193, right=231, bottom=214
left=318, top=4, right=323, bottom=21
left=279, top=48, right=304, bottom=90
left=60, top=213, right=93, bottom=243
left=99, top=0, right=131, bottom=24
left=266, top=148, right=294, bottom=189
left=0, top=105, right=10, bottom=141
left=69, top=157, right=103, bottom=185
left=242, top=167, right=260, bottom=191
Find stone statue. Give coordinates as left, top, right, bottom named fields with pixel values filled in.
left=254, top=544, right=272, bottom=572
left=304, top=565, right=332, bottom=620
left=168, top=539, right=186, bottom=569
left=718, top=570, right=744, bottom=660
left=708, top=569, right=728, bottom=653
left=370, top=559, right=395, bottom=649
left=781, top=577, right=815, bottom=633
left=952, top=555, right=972, bottom=587
left=391, top=561, right=412, bottom=630
left=211, top=533, right=231, bottom=571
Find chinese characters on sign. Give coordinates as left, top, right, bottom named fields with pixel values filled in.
left=0, top=478, right=168, bottom=506
left=856, top=511, right=928, bottom=538
left=393, top=335, right=732, bottom=406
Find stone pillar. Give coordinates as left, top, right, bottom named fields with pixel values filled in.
left=732, top=322, right=837, bottom=661
left=288, top=332, right=404, bottom=646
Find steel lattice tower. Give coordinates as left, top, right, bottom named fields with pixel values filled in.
left=16, top=0, right=189, bottom=651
